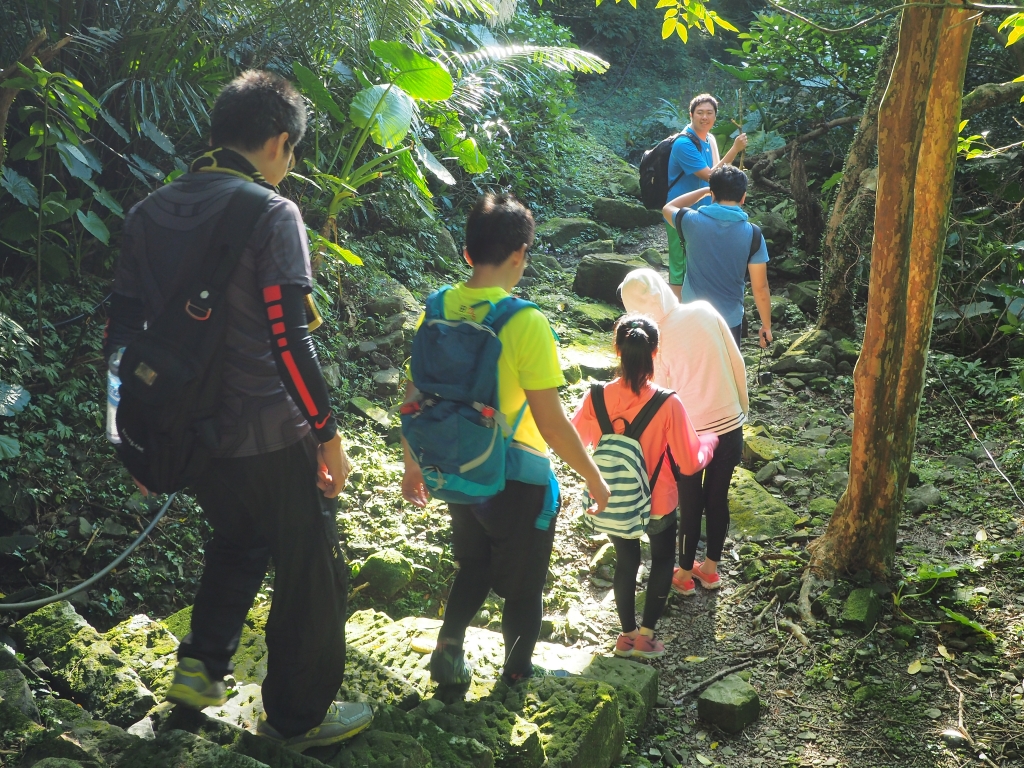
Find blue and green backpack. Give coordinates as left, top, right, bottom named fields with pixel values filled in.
left=401, top=287, right=554, bottom=508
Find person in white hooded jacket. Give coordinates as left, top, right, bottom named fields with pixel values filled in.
left=619, top=268, right=748, bottom=593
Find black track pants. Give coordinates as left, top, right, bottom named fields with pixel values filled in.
left=678, top=426, right=743, bottom=569
left=180, top=435, right=347, bottom=738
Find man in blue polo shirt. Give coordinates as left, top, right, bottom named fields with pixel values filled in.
left=663, top=164, right=773, bottom=349
left=666, top=94, right=747, bottom=298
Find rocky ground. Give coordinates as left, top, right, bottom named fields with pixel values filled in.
left=1, top=136, right=1023, bottom=768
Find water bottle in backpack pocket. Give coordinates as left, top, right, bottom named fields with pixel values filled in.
left=585, top=383, right=674, bottom=539
left=401, top=287, right=538, bottom=505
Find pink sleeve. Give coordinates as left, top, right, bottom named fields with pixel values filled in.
left=666, top=395, right=714, bottom=475
left=570, top=394, right=600, bottom=448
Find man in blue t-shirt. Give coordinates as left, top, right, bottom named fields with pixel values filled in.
left=662, top=164, right=773, bottom=349
left=666, top=94, right=747, bottom=297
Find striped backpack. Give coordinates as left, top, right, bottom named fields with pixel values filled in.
left=585, top=383, right=674, bottom=539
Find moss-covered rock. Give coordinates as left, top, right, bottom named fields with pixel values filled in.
left=742, top=432, right=788, bottom=465
left=591, top=198, right=663, bottom=229
left=0, top=667, right=39, bottom=724
left=728, top=468, right=798, bottom=538
left=536, top=219, right=611, bottom=248
left=29, top=760, right=89, bottom=768
left=786, top=281, right=820, bottom=315
left=163, top=605, right=193, bottom=641
left=348, top=397, right=391, bottom=432
left=560, top=334, right=616, bottom=381
left=571, top=254, right=648, bottom=305
left=786, top=446, right=821, bottom=471
left=808, top=497, right=837, bottom=517
left=842, top=588, right=881, bottom=631
left=359, top=550, right=415, bottom=599
left=118, top=727, right=267, bottom=767
left=104, top=615, right=180, bottom=698
left=638, top=248, right=665, bottom=268
left=697, top=673, right=760, bottom=734
left=575, top=302, right=621, bottom=332
left=494, top=677, right=624, bottom=768
left=326, top=729, right=432, bottom=768
left=23, top=719, right=138, bottom=767
left=369, top=704, right=494, bottom=768
left=11, top=602, right=155, bottom=727
left=576, top=240, right=614, bottom=257
left=419, top=699, right=543, bottom=768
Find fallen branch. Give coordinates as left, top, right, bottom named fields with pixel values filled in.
left=797, top=570, right=820, bottom=625
left=676, top=659, right=754, bottom=700
left=745, top=116, right=863, bottom=170
left=941, top=667, right=1000, bottom=768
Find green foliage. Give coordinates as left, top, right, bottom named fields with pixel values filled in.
left=594, top=0, right=737, bottom=43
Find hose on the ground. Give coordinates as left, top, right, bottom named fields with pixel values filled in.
left=0, top=492, right=177, bottom=612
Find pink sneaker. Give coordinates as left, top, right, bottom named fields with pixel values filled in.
left=614, top=633, right=635, bottom=657
left=631, top=633, right=666, bottom=659
left=692, top=563, right=721, bottom=589
left=671, top=567, right=695, bottom=595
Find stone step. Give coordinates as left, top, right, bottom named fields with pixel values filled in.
left=16, top=602, right=656, bottom=768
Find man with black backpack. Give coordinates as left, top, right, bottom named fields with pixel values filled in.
left=662, top=164, right=773, bottom=349
left=104, top=71, right=371, bottom=752
left=640, top=94, right=747, bottom=299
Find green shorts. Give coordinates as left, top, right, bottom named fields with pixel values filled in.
left=666, top=221, right=686, bottom=286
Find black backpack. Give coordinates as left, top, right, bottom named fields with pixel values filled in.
left=115, top=182, right=274, bottom=494
left=639, top=130, right=703, bottom=210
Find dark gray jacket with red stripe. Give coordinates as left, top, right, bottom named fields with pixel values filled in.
left=105, top=150, right=337, bottom=458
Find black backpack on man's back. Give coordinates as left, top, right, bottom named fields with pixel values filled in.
left=115, top=182, right=274, bottom=494
left=639, top=129, right=704, bottom=210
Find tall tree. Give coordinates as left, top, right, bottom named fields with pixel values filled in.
left=808, top=0, right=975, bottom=577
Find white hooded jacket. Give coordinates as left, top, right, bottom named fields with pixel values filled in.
left=619, top=268, right=748, bottom=436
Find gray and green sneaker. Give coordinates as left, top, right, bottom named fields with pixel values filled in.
left=256, top=701, right=373, bottom=752
left=166, top=657, right=228, bottom=709
left=429, top=643, right=473, bottom=685
left=501, top=664, right=571, bottom=686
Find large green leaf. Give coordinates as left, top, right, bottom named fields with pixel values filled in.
left=0, top=435, right=19, bottom=461
left=941, top=608, right=996, bottom=642
left=292, top=62, right=347, bottom=125
left=0, top=383, right=29, bottom=417
left=450, top=137, right=487, bottom=173
left=77, top=210, right=111, bottom=244
left=415, top=140, right=455, bottom=185
left=140, top=119, right=176, bottom=155
left=397, top=150, right=432, bottom=199
left=370, top=41, right=454, bottom=101
left=0, top=166, right=39, bottom=208
left=350, top=85, right=414, bottom=149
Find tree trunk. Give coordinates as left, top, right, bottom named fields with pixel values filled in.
left=789, top=147, right=823, bottom=256
left=816, top=23, right=899, bottom=334
left=808, top=1, right=974, bottom=579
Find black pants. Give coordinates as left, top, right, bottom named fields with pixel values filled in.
left=610, top=512, right=677, bottom=633
left=180, top=435, right=347, bottom=738
left=729, top=323, right=742, bottom=347
left=442, top=481, right=557, bottom=678
left=678, top=426, right=743, bottom=569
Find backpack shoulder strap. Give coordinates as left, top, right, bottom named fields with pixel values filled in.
left=682, top=128, right=704, bottom=154
left=486, top=296, right=539, bottom=335
left=624, top=388, right=675, bottom=441
left=748, top=223, right=763, bottom=260
left=590, top=383, right=615, bottom=435
left=424, top=286, right=453, bottom=321
left=204, top=182, right=276, bottom=288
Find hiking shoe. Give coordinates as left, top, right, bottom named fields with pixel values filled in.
left=613, top=633, right=636, bottom=657
left=501, top=664, right=571, bottom=686
left=166, top=657, right=227, bottom=709
left=631, top=634, right=666, bottom=659
left=671, top=567, right=696, bottom=596
left=692, top=563, right=722, bottom=589
left=430, top=644, right=473, bottom=686
left=257, top=701, right=373, bottom=752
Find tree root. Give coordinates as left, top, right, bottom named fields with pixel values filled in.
left=676, top=659, right=755, bottom=700
left=797, top=569, right=821, bottom=625
left=941, top=667, right=1000, bottom=767
left=779, top=618, right=810, bottom=647
left=753, top=595, right=778, bottom=630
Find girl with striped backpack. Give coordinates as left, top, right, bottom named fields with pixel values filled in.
left=572, top=315, right=718, bottom=658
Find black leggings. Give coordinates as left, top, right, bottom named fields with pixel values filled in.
left=609, top=514, right=677, bottom=633
left=678, top=426, right=744, bottom=569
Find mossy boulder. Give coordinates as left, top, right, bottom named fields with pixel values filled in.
left=104, top=615, right=180, bottom=698
left=842, top=587, right=881, bottom=631
left=0, top=667, right=40, bottom=723
left=359, top=549, right=415, bottom=599
left=419, top=699, right=543, bottom=768
left=575, top=302, right=621, bottom=331
left=787, top=446, right=822, bottom=471
left=163, top=605, right=193, bottom=641
left=536, top=219, right=611, bottom=248
left=494, top=677, right=624, bottom=768
left=572, top=254, right=648, bottom=305
left=728, top=468, right=798, bottom=537
left=742, top=430, right=788, bottom=465
left=786, top=281, right=820, bottom=315
left=349, top=397, right=391, bottom=431
left=808, top=497, right=837, bottom=517
left=560, top=334, right=617, bottom=381
left=770, top=356, right=835, bottom=377
left=638, top=248, right=665, bottom=267
left=834, top=337, right=861, bottom=365
left=576, top=240, right=614, bottom=257
left=591, top=198, right=663, bottom=229
left=11, top=602, right=155, bottom=727
left=329, top=729, right=432, bottom=768
left=607, top=166, right=641, bottom=199
left=579, top=655, right=657, bottom=732
left=749, top=210, right=792, bottom=251
left=780, top=328, right=832, bottom=359
left=697, top=673, right=760, bottom=733
left=367, top=705, right=494, bottom=768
